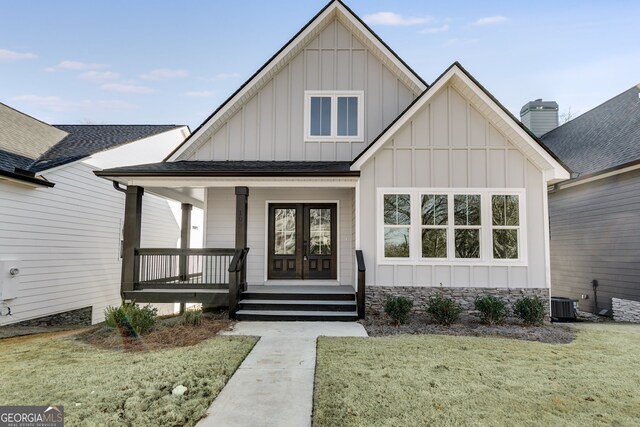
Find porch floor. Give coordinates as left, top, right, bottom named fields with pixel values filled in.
left=247, top=285, right=355, bottom=294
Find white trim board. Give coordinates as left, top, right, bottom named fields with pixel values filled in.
left=351, top=64, right=569, bottom=183
left=168, top=1, right=426, bottom=162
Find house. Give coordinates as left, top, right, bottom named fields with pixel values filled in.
left=95, top=0, right=569, bottom=321
left=0, top=102, right=191, bottom=326
left=537, top=85, right=640, bottom=323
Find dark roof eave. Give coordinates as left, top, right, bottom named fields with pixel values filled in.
left=0, top=170, right=55, bottom=187
left=95, top=170, right=360, bottom=178
left=554, top=158, right=640, bottom=188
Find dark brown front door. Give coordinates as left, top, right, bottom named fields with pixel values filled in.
left=268, top=203, right=337, bottom=280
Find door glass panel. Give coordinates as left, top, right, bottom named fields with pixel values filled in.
left=309, top=208, right=331, bottom=255
left=274, top=208, right=296, bottom=255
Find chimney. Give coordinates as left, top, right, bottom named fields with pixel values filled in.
left=520, top=99, right=559, bottom=137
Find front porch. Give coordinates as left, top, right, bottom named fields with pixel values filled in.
left=117, top=182, right=366, bottom=320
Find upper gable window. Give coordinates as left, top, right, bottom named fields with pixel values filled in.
left=305, top=91, right=364, bottom=141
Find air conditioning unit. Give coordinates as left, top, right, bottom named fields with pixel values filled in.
left=551, top=297, right=577, bottom=321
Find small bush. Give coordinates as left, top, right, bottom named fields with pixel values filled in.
left=183, top=308, right=203, bottom=326
left=513, top=297, right=545, bottom=326
left=426, top=294, right=462, bottom=326
left=104, top=302, right=158, bottom=337
left=474, top=295, right=509, bottom=325
left=384, top=296, right=413, bottom=325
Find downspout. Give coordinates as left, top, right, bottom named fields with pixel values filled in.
left=113, top=181, right=127, bottom=193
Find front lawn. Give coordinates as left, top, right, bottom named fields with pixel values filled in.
left=314, top=323, right=640, bottom=426
left=0, top=331, right=256, bottom=426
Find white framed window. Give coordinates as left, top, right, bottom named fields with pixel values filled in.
left=304, top=91, right=364, bottom=141
left=491, top=195, right=520, bottom=259
left=378, top=188, right=527, bottom=265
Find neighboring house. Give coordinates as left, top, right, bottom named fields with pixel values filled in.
left=0, top=102, right=191, bottom=326
left=537, top=85, right=640, bottom=322
left=96, top=0, right=569, bottom=321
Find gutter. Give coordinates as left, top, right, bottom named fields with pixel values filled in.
left=95, top=170, right=360, bottom=178
left=548, top=159, right=640, bottom=192
left=0, top=168, right=55, bottom=188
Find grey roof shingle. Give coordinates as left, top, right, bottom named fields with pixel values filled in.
left=96, top=161, right=357, bottom=177
left=29, top=125, right=184, bottom=172
left=541, top=85, right=640, bottom=176
left=0, top=149, right=34, bottom=173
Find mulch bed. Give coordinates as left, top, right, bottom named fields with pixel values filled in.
left=361, top=312, right=576, bottom=344
left=75, top=311, right=234, bottom=352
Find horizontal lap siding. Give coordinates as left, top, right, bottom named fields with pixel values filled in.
left=190, top=19, right=417, bottom=162
left=549, top=169, right=640, bottom=311
left=359, top=84, right=547, bottom=289
left=205, top=187, right=354, bottom=287
left=0, top=162, right=180, bottom=325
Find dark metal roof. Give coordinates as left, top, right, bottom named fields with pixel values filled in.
left=541, top=85, right=640, bottom=176
left=29, top=124, right=184, bottom=172
left=0, top=149, right=33, bottom=173
left=95, top=161, right=358, bottom=177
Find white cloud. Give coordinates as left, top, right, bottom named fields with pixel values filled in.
left=79, top=70, right=120, bottom=82
left=0, top=48, right=38, bottom=62
left=364, top=12, right=432, bottom=26
left=443, top=38, right=479, bottom=47
left=184, top=90, right=216, bottom=97
left=101, top=82, right=155, bottom=94
left=47, top=60, right=107, bottom=72
left=11, top=94, right=135, bottom=113
left=140, top=68, right=188, bottom=80
left=419, top=24, right=449, bottom=34
left=474, top=16, right=508, bottom=26
left=201, top=72, right=241, bottom=82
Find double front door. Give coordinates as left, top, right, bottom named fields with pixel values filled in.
left=268, top=203, right=337, bottom=280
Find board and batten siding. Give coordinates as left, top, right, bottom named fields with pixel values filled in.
left=205, top=187, right=354, bottom=287
left=358, top=84, right=548, bottom=289
left=189, top=18, right=417, bottom=163
left=549, top=169, right=640, bottom=312
left=0, top=161, right=180, bottom=325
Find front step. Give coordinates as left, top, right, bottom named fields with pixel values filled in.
left=236, top=285, right=358, bottom=321
left=235, top=310, right=358, bottom=322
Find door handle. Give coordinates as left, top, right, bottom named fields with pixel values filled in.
left=304, top=241, right=308, bottom=260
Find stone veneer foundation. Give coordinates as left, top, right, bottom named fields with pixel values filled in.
left=612, top=298, right=640, bottom=323
left=366, top=286, right=550, bottom=316
left=9, top=306, right=92, bottom=327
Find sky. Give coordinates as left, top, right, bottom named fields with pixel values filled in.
left=1, top=0, right=639, bottom=129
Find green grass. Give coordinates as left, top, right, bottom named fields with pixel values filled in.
left=0, top=332, right=256, bottom=426
left=314, top=323, right=640, bottom=427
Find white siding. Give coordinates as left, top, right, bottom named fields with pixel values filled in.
left=190, top=18, right=417, bottom=162
left=205, top=187, right=354, bottom=287
left=358, top=84, right=548, bottom=289
left=0, top=162, right=180, bottom=325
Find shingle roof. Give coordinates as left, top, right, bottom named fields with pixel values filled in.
left=29, top=125, right=184, bottom=172
left=96, top=161, right=358, bottom=177
left=541, top=85, right=640, bottom=176
left=0, top=149, right=33, bottom=173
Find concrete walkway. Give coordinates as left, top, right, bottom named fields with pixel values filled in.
left=197, top=322, right=368, bottom=427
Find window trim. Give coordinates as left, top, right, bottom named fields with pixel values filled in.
left=377, top=188, right=528, bottom=266
left=304, top=90, right=364, bottom=142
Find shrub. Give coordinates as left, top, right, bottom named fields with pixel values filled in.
left=474, top=295, right=509, bottom=325
left=426, top=294, right=462, bottom=326
left=513, top=296, right=545, bottom=326
left=384, top=296, right=413, bottom=325
left=104, top=302, right=158, bottom=337
left=182, top=308, right=203, bottom=326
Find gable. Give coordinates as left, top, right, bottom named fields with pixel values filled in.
left=171, top=1, right=426, bottom=162
left=352, top=63, right=570, bottom=184
left=363, top=83, right=534, bottom=189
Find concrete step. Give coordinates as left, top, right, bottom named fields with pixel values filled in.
left=236, top=309, right=359, bottom=322
left=239, top=299, right=356, bottom=312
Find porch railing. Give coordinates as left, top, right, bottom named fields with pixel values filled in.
left=134, top=248, right=236, bottom=289
left=356, top=250, right=366, bottom=319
